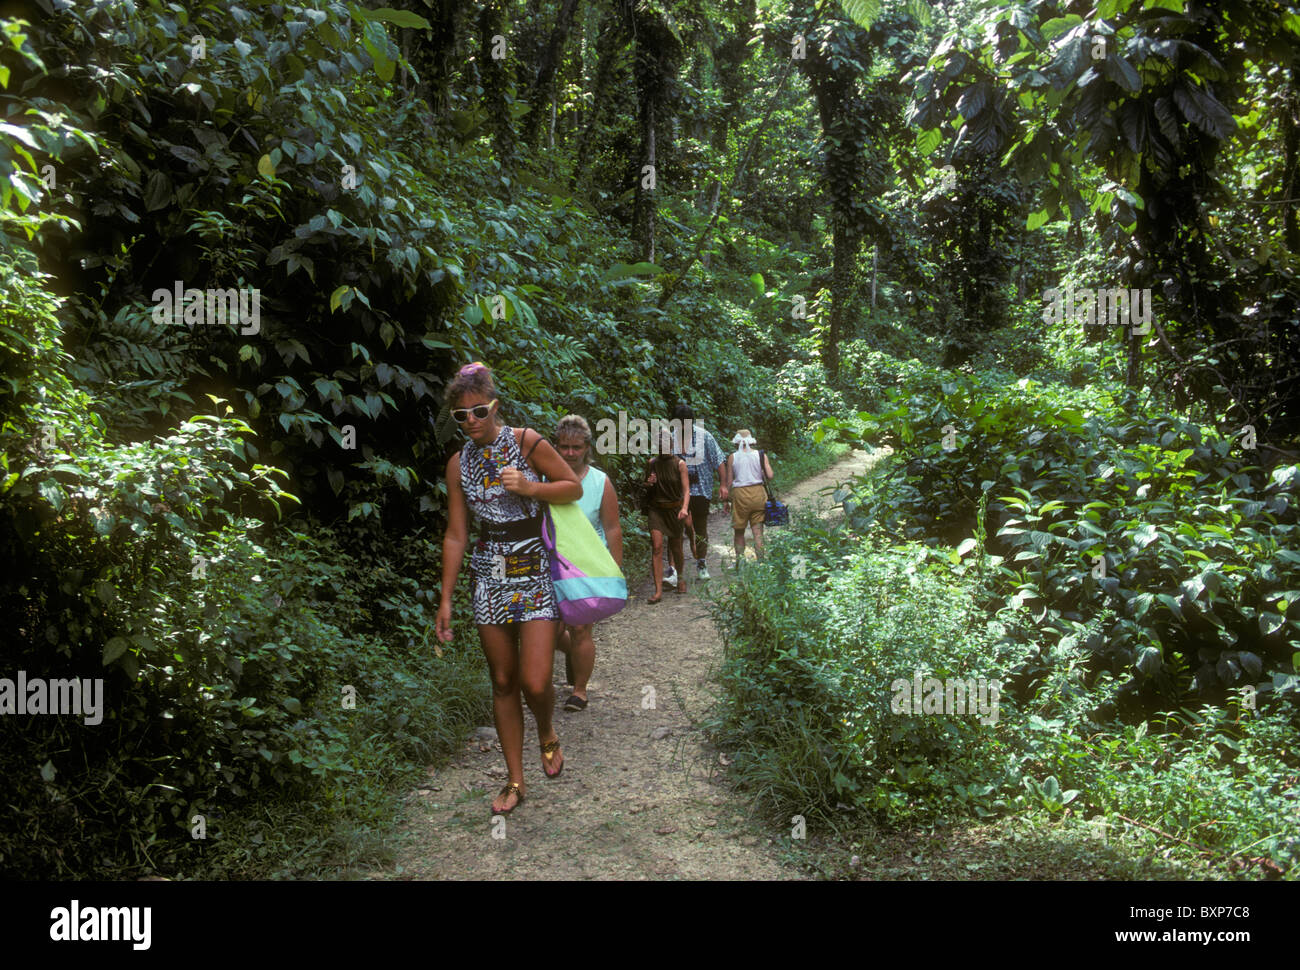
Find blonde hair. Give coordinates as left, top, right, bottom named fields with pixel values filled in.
left=555, top=414, right=593, bottom=462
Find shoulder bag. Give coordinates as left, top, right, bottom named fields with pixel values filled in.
left=758, top=449, right=788, bottom=527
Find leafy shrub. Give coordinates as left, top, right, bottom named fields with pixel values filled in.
left=703, top=523, right=1029, bottom=826
left=1023, top=706, right=1300, bottom=876
left=817, top=368, right=1300, bottom=715
left=771, top=360, right=848, bottom=433
left=15, top=0, right=770, bottom=537
left=705, top=493, right=1300, bottom=875
left=0, top=230, right=487, bottom=878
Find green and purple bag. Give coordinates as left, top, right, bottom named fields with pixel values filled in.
left=540, top=501, right=628, bottom=625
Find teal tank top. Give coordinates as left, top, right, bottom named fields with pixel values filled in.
left=578, top=466, right=607, bottom=542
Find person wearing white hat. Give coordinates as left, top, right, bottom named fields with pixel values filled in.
left=724, top=429, right=774, bottom=564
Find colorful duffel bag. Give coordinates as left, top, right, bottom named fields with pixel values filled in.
left=540, top=501, right=628, bottom=625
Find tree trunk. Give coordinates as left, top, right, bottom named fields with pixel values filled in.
left=630, top=6, right=679, bottom=262
left=568, top=6, right=585, bottom=147
left=571, top=14, right=628, bottom=188
left=827, top=219, right=853, bottom=383
left=514, top=0, right=546, bottom=94
left=478, top=1, right=516, bottom=172
left=1283, top=65, right=1300, bottom=253
left=398, top=0, right=463, bottom=118
left=699, top=0, right=756, bottom=216
left=634, top=89, right=657, bottom=262
left=522, top=0, right=582, bottom=150
left=1125, top=323, right=1142, bottom=388
left=802, top=25, right=869, bottom=385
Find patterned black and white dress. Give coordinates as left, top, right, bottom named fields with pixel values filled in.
left=460, top=425, right=558, bottom=625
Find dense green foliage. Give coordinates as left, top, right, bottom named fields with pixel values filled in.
left=820, top=369, right=1300, bottom=713
left=2, top=0, right=1297, bottom=880
left=707, top=513, right=1300, bottom=875
left=0, top=0, right=819, bottom=877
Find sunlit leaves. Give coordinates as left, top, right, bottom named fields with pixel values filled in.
left=360, top=19, right=396, bottom=82
left=600, top=261, right=663, bottom=282
left=1026, top=209, right=1052, bottom=230
left=837, top=0, right=882, bottom=29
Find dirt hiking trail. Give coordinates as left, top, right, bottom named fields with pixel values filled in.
left=373, top=449, right=877, bottom=880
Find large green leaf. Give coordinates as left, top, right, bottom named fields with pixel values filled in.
left=837, top=0, right=882, bottom=29
left=355, top=7, right=431, bottom=30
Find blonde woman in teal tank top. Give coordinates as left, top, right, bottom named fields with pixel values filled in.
left=553, top=415, right=623, bottom=711
left=577, top=465, right=608, bottom=541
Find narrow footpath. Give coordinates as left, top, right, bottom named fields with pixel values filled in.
left=375, top=450, right=875, bottom=880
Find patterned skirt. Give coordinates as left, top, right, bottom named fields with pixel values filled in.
left=470, top=534, right=558, bottom=625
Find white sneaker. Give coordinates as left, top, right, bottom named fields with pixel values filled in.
left=665, top=566, right=679, bottom=587
left=697, top=563, right=711, bottom=581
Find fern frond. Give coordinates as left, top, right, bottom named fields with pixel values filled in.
left=492, top=358, right=546, bottom=403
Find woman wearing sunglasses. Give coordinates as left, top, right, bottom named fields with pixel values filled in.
left=436, top=363, right=583, bottom=815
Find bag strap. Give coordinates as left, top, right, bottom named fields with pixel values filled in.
left=518, top=429, right=551, bottom=520
left=759, top=449, right=775, bottom=500
left=522, top=427, right=544, bottom=463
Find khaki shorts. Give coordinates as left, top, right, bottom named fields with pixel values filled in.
left=731, top=484, right=767, bottom=529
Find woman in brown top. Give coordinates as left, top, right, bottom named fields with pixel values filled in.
left=644, top=427, right=690, bottom=604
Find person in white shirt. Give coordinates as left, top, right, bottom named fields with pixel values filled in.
left=724, top=429, right=774, bottom=563
left=662, top=404, right=727, bottom=583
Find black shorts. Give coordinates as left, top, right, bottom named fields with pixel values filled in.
left=647, top=504, right=686, bottom=539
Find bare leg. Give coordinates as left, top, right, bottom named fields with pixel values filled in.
left=567, top=623, right=595, bottom=699
left=519, top=618, right=562, bottom=775
left=555, top=624, right=574, bottom=685
left=669, top=534, right=685, bottom=590
left=733, top=526, right=746, bottom=563
left=479, top=624, right=524, bottom=811
left=752, top=522, right=765, bottom=560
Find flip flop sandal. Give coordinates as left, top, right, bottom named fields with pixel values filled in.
left=492, top=782, right=525, bottom=815
left=563, top=694, right=588, bottom=712
left=647, top=592, right=663, bottom=604
left=540, top=737, right=564, bottom=777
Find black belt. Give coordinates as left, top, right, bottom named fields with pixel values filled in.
left=480, top=513, right=542, bottom=542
